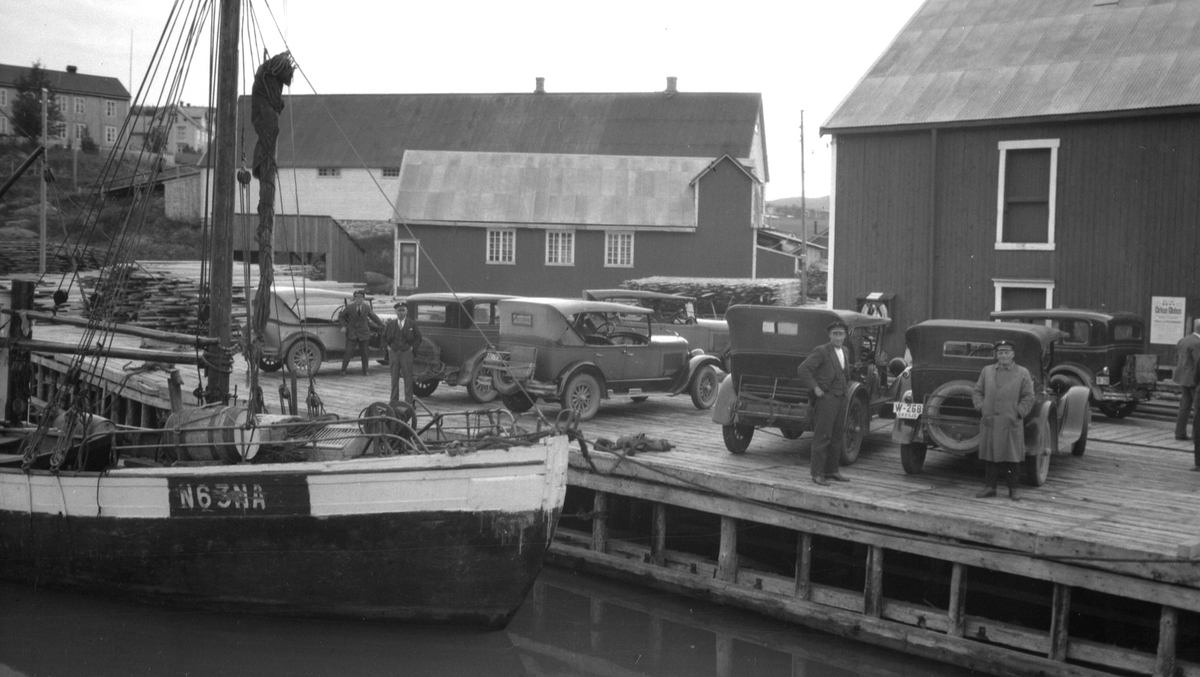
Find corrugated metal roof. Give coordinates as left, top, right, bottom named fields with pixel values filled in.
left=0, top=63, right=129, bottom=99
left=237, top=92, right=762, bottom=169
left=394, top=150, right=709, bottom=229
left=823, top=0, right=1200, bottom=132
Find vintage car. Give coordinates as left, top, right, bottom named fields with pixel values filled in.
left=259, top=285, right=385, bottom=376
left=403, top=292, right=516, bottom=401
left=480, top=298, right=724, bottom=420
left=989, top=309, right=1158, bottom=418
left=710, top=306, right=898, bottom=464
left=583, top=289, right=730, bottom=359
left=891, top=320, right=1091, bottom=486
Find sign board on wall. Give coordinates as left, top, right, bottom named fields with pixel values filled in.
left=1150, top=296, right=1187, bottom=345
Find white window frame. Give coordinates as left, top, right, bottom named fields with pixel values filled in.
left=0, top=117, right=8, bottom=135
left=996, top=139, right=1058, bottom=251
left=104, top=126, right=116, bottom=144
left=992, top=278, right=1055, bottom=311
left=106, top=100, right=116, bottom=117
left=74, top=97, right=85, bottom=115
left=544, top=229, right=575, bottom=266
left=486, top=229, right=515, bottom=265
left=604, top=231, right=635, bottom=268
left=317, top=167, right=341, bottom=178
left=74, top=123, right=86, bottom=140
left=0, top=90, right=7, bottom=107
left=393, top=239, right=419, bottom=293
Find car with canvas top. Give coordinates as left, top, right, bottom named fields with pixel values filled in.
left=583, top=289, right=730, bottom=361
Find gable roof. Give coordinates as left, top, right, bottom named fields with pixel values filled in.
left=394, top=150, right=709, bottom=230
left=822, top=0, right=1200, bottom=133
left=0, top=63, right=130, bottom=100
left=236, top=92, right=763, bottom=170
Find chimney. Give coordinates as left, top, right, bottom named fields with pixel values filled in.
left=66, top=65, right=78, bottom=74
left=534, top=77, right=545, bottom=94
left=666, top=76, right=677, bottom=93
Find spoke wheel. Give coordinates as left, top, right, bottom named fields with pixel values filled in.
left=690, top=364, right=719, bottom=410
left=723, top=423, right=754, bottom=454
left=257, top=356, right=284, bottom=372
left=563, top=373, right=602, bottom=421
left=285, top=339, right=324, bottom=376
left=412, top=379, right=439, bottom=397
left=900, top=442, right=927, bottom=474
left=467, top=361, right=498, bottom=403
left=840, top=395, right=869, bottom=465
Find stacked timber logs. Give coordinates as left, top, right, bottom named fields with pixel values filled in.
left=0, top=241, right=103, bottom=277
left=620, top=277, right=818, bottom=315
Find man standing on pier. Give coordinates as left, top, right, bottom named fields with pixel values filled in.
left=339, top=290, right=384, bottom=376
left=383, top=301, right=422, bottom=404
left=797, top=320, right=853, bottom=486
left=1173, top=319, right=1200, bottom=442
left=972, top=340, right=1036, bottom=500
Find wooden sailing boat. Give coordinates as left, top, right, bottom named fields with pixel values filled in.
left=0, top=0, right=568, bottom=627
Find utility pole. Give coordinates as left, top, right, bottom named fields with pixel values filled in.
left=39, top=88, right=48, bottom=275
left=800, top=111, right=808, bottom=305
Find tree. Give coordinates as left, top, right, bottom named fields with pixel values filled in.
left=11, top=61, right=65, bottom=142
left=80, top=128, right=99, bottom=154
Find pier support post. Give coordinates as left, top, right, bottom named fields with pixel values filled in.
left=794, top=532, right=813, bottom=600
left=716, top=633, right=734, bottom=677
left=717, top=516, right=738, bottom=583
left=1049, top=583, right=1071, bottom=661
left=591, top=492, right=608, bottom=554
left=1154, top=605, right=1177, bottom=677
left=864, top=545, right=884, bottom=617
left=948, top=563, right=968, bottom=637
left=651, top=503, right=666, bottom=566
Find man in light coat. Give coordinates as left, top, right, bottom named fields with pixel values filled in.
left=797, top=320, right=853, bottom=486
left=1173, top=318, right=1200, bottom=441
left=972, top=340, right=1036, bottom=500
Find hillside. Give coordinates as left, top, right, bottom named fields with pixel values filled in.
left=768, top=195, right=829, bottom=210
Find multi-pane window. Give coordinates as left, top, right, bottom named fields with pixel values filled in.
left=74, top=123, right=86, bottom=140
left=74, top=97, right=85, bottom=115
left=0, top=117, right=8, bottom=135
left=604, top=231, right=634, bottom=267
left=996, top=139, right=1058, bottom=250
left=104, top=126, right=116, bottom=144
left=382, top=167, right=399, bottom=178
left=993, top=279, right=1054, bottom=311
left=0, top=90, right=7, bottom=107
left=176, top=126, right=186, bottom=141
left=487, top=229, right=515, bottom=264
left=317, top=167, right=341, bottom=177
left=545, top=230, right=574, bottom=266
left=106, top=100, right=117, bottom=117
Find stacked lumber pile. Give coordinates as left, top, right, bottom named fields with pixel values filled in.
left=0, top=241, right=103, bottom=277
left=621, top=277, right=814, bottom=315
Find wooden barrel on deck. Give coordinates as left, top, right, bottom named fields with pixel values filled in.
left=165, top=405, right=257, bottom=463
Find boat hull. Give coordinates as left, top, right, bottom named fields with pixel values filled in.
left=0, top=440, right=568, bottom=628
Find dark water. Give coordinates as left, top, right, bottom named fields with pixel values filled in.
left=0, top=569, right=981, bottom=677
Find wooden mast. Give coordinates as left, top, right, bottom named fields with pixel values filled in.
left=205, top=0, right=240, bottom=403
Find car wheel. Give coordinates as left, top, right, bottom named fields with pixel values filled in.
left=501, top=391, right=535, bottom=413
left=840, top=395, right=869, bottom=466
left=1071, top=412, right=1089, bottom=456
left=900, top=442, right=926, bottom=474
left=467, top=361, right=498, bottom=403
left=563, top=373, right=602, bottom=421
left=723, top=423, right=754, bottom=454
left=490, top=365, right=520, bottom=396
left=1097, top=401, right=1137, bottom=418
left=285, top=339, right=324, bottom=376
left=1024, top=411, right=1054, bottom=486
left=781, top=428, right=803, bottom=440
left=689, top=364, right=719, bottom=410
left=412, top=379, right=439, bottom=398
left=257, top=356, right=284, bottom=372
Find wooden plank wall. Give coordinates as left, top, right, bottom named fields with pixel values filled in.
left=233, top=214, right=366, bottom=283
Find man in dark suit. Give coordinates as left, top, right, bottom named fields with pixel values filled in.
left=383, top=302, right=422, bottom=404
left=1174, top=319, right=1200, bottom=441
left=797, top=320, right=853, bottom=486
left=339, top=290, right=383, bottom=376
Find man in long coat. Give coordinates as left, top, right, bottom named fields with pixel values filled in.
left=339, top=290, right=383, bottom=375
left=972, top=340, right=1036, bottom=500
left=797, top=320, right=853, bottom=486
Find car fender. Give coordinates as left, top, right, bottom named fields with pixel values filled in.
left=454, top=348, right=490, bottom=387
left=892, top=417, right=918, bottom=444
left=669, top=354, right=725, bottom=395
left=711, top=373, right=737, bottom=425
left=1049, top=364, right=1101, bottom=400
left=1055, top=384, right=1090, bottom=450
left=283, top=332, right=325, bottom=358
left=1024, top=399, right=1058, bottom=456
left=555, top=362, right=608, bottom=400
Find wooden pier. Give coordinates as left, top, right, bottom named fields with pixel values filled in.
left=19, top=330, right=1200, bottom=677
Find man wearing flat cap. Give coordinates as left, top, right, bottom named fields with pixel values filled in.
left=972, top=339, right=1036, bottom=500
left=339, top=290, right=383, bottom=376
left=797, top=319, right=854, bottom=486
left=382, top=301, right=422, bottom=404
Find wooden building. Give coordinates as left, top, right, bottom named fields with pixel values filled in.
left=0, top=63, right=130, bottom=148
left=821, top=0, right=1200, bottom=359
left=231, top=214, right=366, bottom=283
left=226, top=79, right=793, bottom=296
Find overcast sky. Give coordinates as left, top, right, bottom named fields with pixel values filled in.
left=1, top=0, right=926, bottom=201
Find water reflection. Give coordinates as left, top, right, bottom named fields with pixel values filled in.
left=1, top=570, right=979, bottom=676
